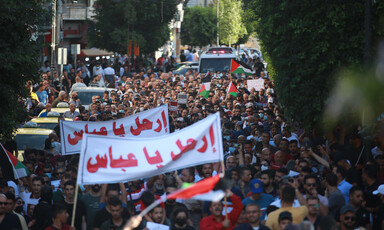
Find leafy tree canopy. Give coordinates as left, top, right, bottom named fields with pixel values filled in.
left=181, top=6, right=217, bottom=47
left=0, top=0, right=48, bottom=140
left=89, top=0, right=179, bottom=54
left=254, top=0, right=368, bottom=128
left=218, top=0, right=247, bottom=46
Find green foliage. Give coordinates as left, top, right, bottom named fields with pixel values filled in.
left=219, top=0, right=247, bottom=46
left=181, top=6, right=217, bottom=47
left=0, top=0, right=47, bottom=140
left=89, top=0, right=179, bottom=54
left=253, top=0, right=367, bottom=128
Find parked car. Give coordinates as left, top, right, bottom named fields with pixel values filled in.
left=14, top=128, right=53, bottom=161
left=70, top=87, right=113, bottom=110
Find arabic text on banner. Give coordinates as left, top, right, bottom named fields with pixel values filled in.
left=77, top=113, right=223, bottom=185
left=60, top=105, right=169, bottom=155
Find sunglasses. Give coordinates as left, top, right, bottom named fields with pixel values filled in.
left=306, top=183, right=316, bottom=187
left=344, top=216, right=355, bottom=221
left=0, top=202, right=7, bottom=206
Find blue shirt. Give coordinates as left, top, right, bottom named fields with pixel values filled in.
left=338, top=179, right=353, bottom=204
left=242, top=193, right=274, bottom=220
left=36, top=90, right=48, bottom=105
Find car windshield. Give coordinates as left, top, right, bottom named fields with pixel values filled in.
left=15, top=134, right=49, bottom=150
left=199, top=58, right=233, bottom=73
left=77, top=91, right=105, bottom=105
left=36, top=122, right=58, bottom=130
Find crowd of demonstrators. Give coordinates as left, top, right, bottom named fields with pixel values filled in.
left=1, top=50, right=384, bottom=230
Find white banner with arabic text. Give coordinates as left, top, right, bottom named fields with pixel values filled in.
left=77, top=113, right=223, bottom=185
left=60, top=105, right=169, bottom=155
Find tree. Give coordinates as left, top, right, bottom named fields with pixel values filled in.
left=0, top=0, right=47, bottom=140
left=218, top=0, right=247, bottom=46
left=180, top=6, right=217, bottom=47
left=89, top=0, right=179, bottom=54
left=253, top=0, right=368, bottom=128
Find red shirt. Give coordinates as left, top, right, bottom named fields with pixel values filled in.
left=199, top=194, right=243, bottom=230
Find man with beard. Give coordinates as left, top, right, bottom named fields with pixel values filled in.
left=148, top=205, right=171, bottom=226
left=100, top=197, right=127, bottom=230
left=348, top=186, right=370, bottom=229
left=297, top=175, right=328, bottom=216
left=304, top=196, right=323, bottom=230
left=234, top=204, right=270, bottom=230
left=0, top=193, right=22, bottom=229
left=4, top=192, right=28, bottom=230
left=260, top=170, right=278, bottom=198
left=81, top=184, right=101, bottom=230
left=199, top=190, right=243, bottom=230
left=338, top=204, right=357, bottom=230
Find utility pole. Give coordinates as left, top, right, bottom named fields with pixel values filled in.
left=216, top=0, right=219, bottom=46
left=51, top=0, right=57, bottom=75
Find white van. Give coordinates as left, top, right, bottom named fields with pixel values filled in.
left=198, top=47, right=239, bottom=73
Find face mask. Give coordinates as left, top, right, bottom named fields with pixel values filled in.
left=261, top=165, right=269, bottom=171
left=254, top=136, right=259, bottom=142
left=51, top=142, right=57, bottom=148
left=228, top=147, right=236, bottom=153
left=259, top=113, right=264, bottom=118
left=92, top=185, right=101, bottom=193
left=175, top=218, right=187, bottom=226
left=264, top=115, right=268, bottom=121
left=96, top=66, right=100, bottom=69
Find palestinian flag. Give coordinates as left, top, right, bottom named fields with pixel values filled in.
left=230, top=59, right=254, bottom=75
left=167, top=175, right=225, bottom=201
left=198, top=82, right=211, bottom=99
left=0, top=143, right=29, bottom=180
left=227, top=81, right=239, bottom=97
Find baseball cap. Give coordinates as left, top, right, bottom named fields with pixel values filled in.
left=340, top=204, right=355, bottom=215
left=250, top=179, right=263, bottom=194
left=373, top=184, right=384, bottom=195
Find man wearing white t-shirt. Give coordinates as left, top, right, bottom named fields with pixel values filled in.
left=19, top=177, right=43, bottom=215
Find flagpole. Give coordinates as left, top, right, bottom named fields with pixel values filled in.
left=71, top=184, right=79, bottom=227
left=224, top=195, right=228, bottom=219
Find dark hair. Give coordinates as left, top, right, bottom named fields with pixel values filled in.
left=141, top=191, right=155, bottom=206
left=240, top=166, right=252, bottom=176
left=52, top=203, right=67, bottom=218
left=306, top=196, right=319, bottom=202
left=289, top=139, right=298, bottom=145
left=277, top=167, right=288, bottom=175
left=106, top=184, right=120, bottom=196
left=5, top=191, right=15, bottom=201
left=349, top=186, right=363, bottom=195
left=303, top=174, right=317, bottom=184
left=335, top=166, right=347, bottom=179
left=171, top=207, right=189, bottom=221
left=260, top=170, right=273, bottom=179
left=326, top=173, right=338, bottom=187
left=32, top=176, right=44, bottom=185
left=281, top=186, right=295, bottom=203
left=64, top=180, right=75, bottom=188
left=40, top=185, right=53, bottom=202
left=300, top=166, right=312, bottom=174
left=363, top=164, right=378, bottom=179
left=109, top=196, right=122, bottom=207
left=266, top=205, right=279, bottom=215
